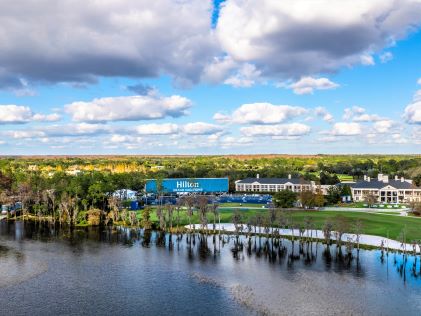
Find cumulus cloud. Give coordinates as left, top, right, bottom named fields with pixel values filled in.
left=315, top=107, right=334, bottom=123
left=373, top=120, right=396, bottom=133
left=403, top=102, right=421, bottom=124
left=224, top=63, right=262, bottom=88
left=0, top=105, right=60, bottom=124
left=134, top=122, right=224, bottom=136
left=360, top=54, right=375, bottom=66
left=331, top=122, right=362, bottom=136
left=201, top=56, right=237, bottom=84
left=4, top=123, right=112, bottom=140
left=214, top=103, right=307, bottom=124
left=65, top=94, right=191, bottom=122
left=216, top=0, right=421, bottom=78
left=240, top=123, right=311, bottom=137
left=183, top=122, right=224, bottom=135
left=0, top=0, right=216, bottom=88
left=287, top=77, right=339, bottom=95
left=343, top=106, right=384, bottom=122
left=41, top=123, right=112, bottom=137
left=136, top=123, right=179, bottom=135
left=403, top=79, right=421, bottom=124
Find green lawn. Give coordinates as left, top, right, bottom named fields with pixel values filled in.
left=219, top=202, right=267, bottom=208
left=138, top=208, right=421, bottom=241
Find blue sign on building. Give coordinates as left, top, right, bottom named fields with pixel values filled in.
left=145, top=178, right=229, bottom=193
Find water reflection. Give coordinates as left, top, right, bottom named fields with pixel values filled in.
left=2, top=220, right=420, bottom=285
left=1, top=221, right=421, bottom=315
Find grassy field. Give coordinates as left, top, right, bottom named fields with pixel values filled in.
left=139, top=208, right=421, bottom=241
left=219, top=203, right=267, bottom=208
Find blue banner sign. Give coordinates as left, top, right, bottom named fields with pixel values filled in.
left=145, top=178, right=229, bottom=193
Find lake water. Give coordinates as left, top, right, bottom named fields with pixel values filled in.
left=0, top=221, right=421, bottom=316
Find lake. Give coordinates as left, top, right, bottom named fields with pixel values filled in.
left=1, top=221, right=421, bottom=315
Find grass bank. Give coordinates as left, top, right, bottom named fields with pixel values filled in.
left=140, top=208, right=421, bottom=241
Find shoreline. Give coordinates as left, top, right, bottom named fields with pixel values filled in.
left=185, top=223, right=421, bottom=254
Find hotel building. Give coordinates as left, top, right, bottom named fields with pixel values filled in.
left=350, top=173, right=421, bottom=204
left=235, top=174, right=314, bottom=193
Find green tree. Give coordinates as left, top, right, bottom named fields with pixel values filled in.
left=326, top=186, right=341, bottom=205
left=273, top=190, right=297, bottom=208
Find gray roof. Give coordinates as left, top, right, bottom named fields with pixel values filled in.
left=237, top=177, right=311, bottom=185
left=350, top=179, right=420, bottom=190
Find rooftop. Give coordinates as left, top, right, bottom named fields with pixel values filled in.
left=351, top=173, right=420, bottom=190
left=236, top=177, right=311, bottom=185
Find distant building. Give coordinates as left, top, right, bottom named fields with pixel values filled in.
left=350, top=173, right=421, bottom=204
left=113, top=189, right=137, bottom=200
left=145, top=178, right=229, bottom=194
left=235, top=174, right=314, bottom=193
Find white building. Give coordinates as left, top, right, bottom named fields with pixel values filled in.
left=235, top=174, right=314, bottom=193
left=350, top=173, right=421, bottom=204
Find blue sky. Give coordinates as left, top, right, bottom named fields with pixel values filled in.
left=0, top=0, right=421, bottom=154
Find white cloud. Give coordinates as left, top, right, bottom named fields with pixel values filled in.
left=331, top=122, right=362, bottom=136
left=224, top=63, right=262, bottom=88
left=343, top=106, right=365, bottom=120
left=403, top=79, right=421, bottom=124
left=343, top=106, right=384, bottom=122
left=360, top=54, right=375, bottom=66
left=183, top=122, right=224, bottom=135
left=217, top=0, right=421, bottom=78
left=215, top=103, right=307, bottom=124
left=32, top=113, right=61, bottom=122
left=0, top=105, right=33, bottom=123
left=0, top=105, right=60, bottom=124
left=136, top=123, right=179, bottom=135
left=109, top=134, right=142, bottom=144
left=7, top=130, right=46, bottom=139
left=380, top=52, right=394, bottom=63
left=315, top=107, right=334, bottom=123
left=0, top=0, right=217, bottom=89
left=201, top=56, right=237, bottom=84
left=414, top=90, right=421, bottom=102
left=390, top=133, right=408, bottom=144
left=66, top=94, right=191, bottom=122
left=353, top=114, right=383, bottom=122
left=373, top=120, right=395, bottom=133
left=219, top=136, right=254, bottom=148
left=240, top=123, right=311, bottom=137
left=41, top=123, right=112, bottom=137
left=287, top=77, right=339, bottom=95
left=403, top=101, right=421, bottom=124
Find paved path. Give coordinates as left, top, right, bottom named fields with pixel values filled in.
left=186, top=223, right=421, bottom=253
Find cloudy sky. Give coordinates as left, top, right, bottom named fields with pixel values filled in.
left=1, top=0, right=421, bottom=154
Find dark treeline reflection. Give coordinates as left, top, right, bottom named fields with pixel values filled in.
left=1, top=220, right=421, bottom=284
